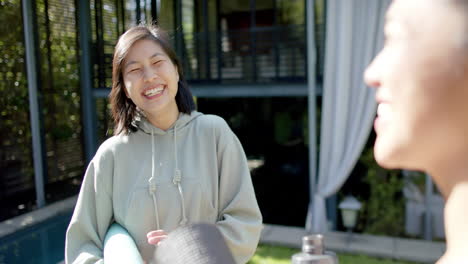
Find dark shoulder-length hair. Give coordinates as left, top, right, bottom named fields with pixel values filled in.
left=109, top=24, right=195, bottom=135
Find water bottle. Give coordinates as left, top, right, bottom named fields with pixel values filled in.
left=291, top=234, right=338, bottom=264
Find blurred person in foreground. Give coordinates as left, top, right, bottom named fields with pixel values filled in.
left=365, top=0, right=468, bottom=263
left=65, top=24, right=262, bottom=264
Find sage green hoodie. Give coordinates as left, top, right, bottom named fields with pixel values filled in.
left=65, top=111, right=262, bottom=263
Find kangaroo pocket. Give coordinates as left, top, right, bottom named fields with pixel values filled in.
left=123, top=174, right=217, bottom=246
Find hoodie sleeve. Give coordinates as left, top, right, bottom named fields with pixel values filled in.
left=215, top=119, right=263, bottom=264
left=65, top=146, right=114, bottom=264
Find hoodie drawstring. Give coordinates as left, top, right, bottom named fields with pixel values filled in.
left=148, top=128, right=160, bottom=230
left=173, top=125, right=188, bottom=225
left=148, top=125, right=188, bottom=230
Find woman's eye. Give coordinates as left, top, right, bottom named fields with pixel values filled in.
left=129, top=68, right=140, bottom=73
left=153, top=60, right=162, bottom=65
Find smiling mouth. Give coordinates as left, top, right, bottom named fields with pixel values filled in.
left=144, top=86, right=165, bottom=97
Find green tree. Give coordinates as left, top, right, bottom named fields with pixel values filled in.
left=359, top=148, right=405, bottom=236
left=0, top=0, right=35, bottom=219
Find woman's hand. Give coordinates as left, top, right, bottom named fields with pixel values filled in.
left=147, top=230, right=168, bottom=245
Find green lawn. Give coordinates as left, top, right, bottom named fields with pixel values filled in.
left=248, top=245, right=418, bottom=264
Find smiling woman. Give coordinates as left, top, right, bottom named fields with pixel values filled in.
left=109, top=26, right=195, bottom=134
left=364, top=0, right=468, bottom=263
left=121, top=39, right=180, bottom=130
left=65, top=25, right=262, bottom=264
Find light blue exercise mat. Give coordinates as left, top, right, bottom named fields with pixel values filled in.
left=103, top=223, right=144, bottom=264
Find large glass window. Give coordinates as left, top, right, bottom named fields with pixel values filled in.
left=197, top=97, right=310, bottom=227
left=86, top=0, right=325, bottom=86
left=179, top=0, right=313, bottom=84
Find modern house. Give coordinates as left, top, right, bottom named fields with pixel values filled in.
left=1, top=0, right=324, bottom=228
left=0, top=2, right=444, bottom=260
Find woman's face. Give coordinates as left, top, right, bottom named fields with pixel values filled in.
left=364, top=0, right=468, bottom=170
left=122, top=39, right=179, bottom=117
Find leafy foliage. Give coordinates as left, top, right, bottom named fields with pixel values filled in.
left=359, top=148, right=405, bottom=236
left=0, top=0, right=85, bottom=219
left=0, top=0, right=34, bottom=176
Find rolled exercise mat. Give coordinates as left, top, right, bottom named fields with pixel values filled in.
left=103, top=222, right=144, bottom=264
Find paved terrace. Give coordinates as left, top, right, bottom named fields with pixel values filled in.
left=0, top=197, right=445, bottom=263
left=261, top=224, right=445, bottom=263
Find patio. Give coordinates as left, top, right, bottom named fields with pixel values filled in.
left=260, top=224, right=445, bottom=264
left=0, top=197, right=445, bottom=264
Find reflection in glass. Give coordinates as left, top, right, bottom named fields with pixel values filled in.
left=198, top=97, right=310, bottom=227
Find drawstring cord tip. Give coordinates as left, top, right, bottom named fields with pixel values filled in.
left=173, top=169, right=182, bottom=185
left=149, top=184, right=156, bottom=194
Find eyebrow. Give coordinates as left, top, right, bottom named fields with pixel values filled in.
left=124, top=52, right=165, bottom=70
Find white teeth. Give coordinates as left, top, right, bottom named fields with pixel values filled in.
left=377, top=103, right=391, bottom=117
left=144, top=86, right=164, bottom=96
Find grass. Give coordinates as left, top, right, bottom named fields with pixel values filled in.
left=248, top=245, right=418, bottom=264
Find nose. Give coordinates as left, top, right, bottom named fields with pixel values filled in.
left=364, top=53, right=382, bottom=89
left=143, top=66, right=157, bottom=82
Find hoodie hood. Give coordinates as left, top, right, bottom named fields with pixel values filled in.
left=136, top=111, right=203, bottom=135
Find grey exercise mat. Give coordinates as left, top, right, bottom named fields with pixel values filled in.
left=153, top=223, right=236, bottom=264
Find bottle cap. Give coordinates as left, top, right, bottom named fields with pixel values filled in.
left=302, top=234, right=323, bottom=254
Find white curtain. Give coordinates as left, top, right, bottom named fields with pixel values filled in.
left=306, top=0, right=391, bottom=233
